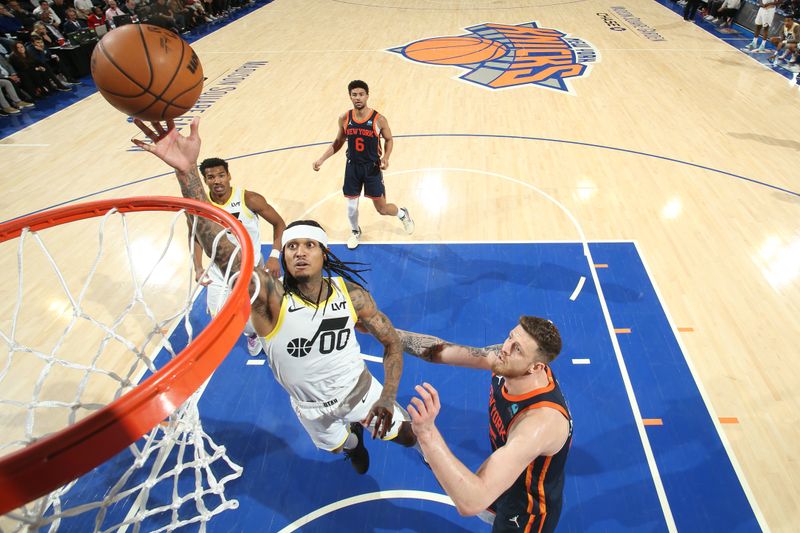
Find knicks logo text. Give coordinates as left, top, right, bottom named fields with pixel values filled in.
left=345, top=127, right=376, bottom=137
left=389, top=21, right=598, bottom=94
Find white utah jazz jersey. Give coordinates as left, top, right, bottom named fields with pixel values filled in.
left=260, top=277, right=365, bottom=403
left=207, top=187, right=262, bottom=282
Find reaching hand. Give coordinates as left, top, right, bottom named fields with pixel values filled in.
left=132, top=117, right=201, bottom=173
left=407, top=383, right=440, bottom=439
left=363, top=397, right=395, bottom=439
left=194, top=269, right=211, bottom=287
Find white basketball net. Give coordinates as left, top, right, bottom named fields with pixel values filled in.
left=0, top=206, right=245, bottom=532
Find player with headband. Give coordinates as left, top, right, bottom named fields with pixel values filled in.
left=134, top=118, right=417, bottom=475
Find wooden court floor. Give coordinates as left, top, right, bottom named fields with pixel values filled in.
left=2, top=0, right=799, bottom=530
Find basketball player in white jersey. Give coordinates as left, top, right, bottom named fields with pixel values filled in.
left=746, top=0, right=782, bottom=51
left=133, top=118, right=417, bottom=475
left=192, top=156, right=286, bottom=357
left=768, top=17, right=800, bottom=63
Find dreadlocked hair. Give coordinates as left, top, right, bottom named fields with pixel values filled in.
left=280, top=220, right=370, bottom=312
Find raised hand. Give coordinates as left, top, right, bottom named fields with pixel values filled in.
left=132, top=117, right=201, bottom=173
left=407, top=383, right=441, bottom=439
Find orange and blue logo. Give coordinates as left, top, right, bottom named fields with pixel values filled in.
left=388, top=22, right=598, bottom=94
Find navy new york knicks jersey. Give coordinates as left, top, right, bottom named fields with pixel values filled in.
left=488, top=366, right=572, bottom=533
left=344, top=109, right=382, bottom=166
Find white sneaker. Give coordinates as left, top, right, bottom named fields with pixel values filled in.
left=704, top=14, right=714, bottom=20
left=347, top=227, right=362, bottom=249
left=745, top=42, right=755, bottom=50
left=247, top=334, right=262, bottom=356
left=399, top=207, right=415, bottom=235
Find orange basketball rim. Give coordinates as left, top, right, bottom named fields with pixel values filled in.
left=0, top=197, right=254, bottom=515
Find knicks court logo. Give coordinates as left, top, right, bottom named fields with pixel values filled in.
left=388, top=22, right=598, bottom=94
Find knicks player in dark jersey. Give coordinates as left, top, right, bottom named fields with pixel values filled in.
left=398, top=317, right=571, bottom=533
left=312, top=80, right=414, bottom=249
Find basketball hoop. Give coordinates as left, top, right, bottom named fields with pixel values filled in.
left=0, top=197, right=254, bottom=526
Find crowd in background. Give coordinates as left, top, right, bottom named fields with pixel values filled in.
left=0, top=0, right=256, bottom=117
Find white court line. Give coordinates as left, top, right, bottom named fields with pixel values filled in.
left=361, top=354, right=383, bottom=363
left=634, top=242, right=769, bottom=531
left=301, top=167, right=676, bottom=530
left=277, top=490, right=455, bottom=533
left=246, top=359, right=266, bottom=366
left=571, top=358, right=591, bottom=365
left=569, top=276, right=586, bottom=301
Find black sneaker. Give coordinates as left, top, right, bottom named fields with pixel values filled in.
left=343, top=423, right=369, bottom=474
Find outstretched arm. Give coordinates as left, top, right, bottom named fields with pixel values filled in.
left=132, top=118, right=282, bottom=331
left=312, top=114, right=347, bottom=171
left=409, top=383, right=569, bottom=516
left=395, top=329, right=499, bottom=370
left=346, top=281, right=403, bottom=439
left=132, top=118, right=240, bottom=272
left=245, top=190, right=286, bottom=277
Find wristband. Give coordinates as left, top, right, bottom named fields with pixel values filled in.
left=269, top=249, right=280, bottom=259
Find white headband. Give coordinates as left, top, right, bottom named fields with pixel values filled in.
left=281, top=225, right=329, bottom=248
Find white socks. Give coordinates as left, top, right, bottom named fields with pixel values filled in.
left=347, top=198, right=360, bottom=232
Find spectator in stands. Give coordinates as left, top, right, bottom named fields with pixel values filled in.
left=51, top=0, right=67, bottom=22
left=131, top=0, right=153, bottom=23
left=105, top=0, right=125, bottom=26
left=62, top=7, right=85, bottom=33
left=781, top=0, right=800, bottom=18
left=5, top=0, right=37, bottom=29
left=32, top=0, right=61, bottom=27
left=149, top=0, right=180, bottom=32
left=0, top=3, right=25, bottom=35
left=0, top=53, right=34, bottom=115
left=184, top=0, right=213, bottom=23
left=768, top=16, right=800, bottom=62
left=684, top=0, right=703, bottom=21
left=73, top=0, right=93, bottom=20
left=86, top=5, right=106, bottom=29
left=120, top=0, right=141, bottom=22
left=9, top=40, right=70, bottom=98
left=746, top=0, right=782, bottom=51
left=168, top=0, right=197, bottom=30
left=31, top=21, right=60, bottom=47
left=27, top=34, right=77, bottom=83
left=704, top=0, right=741, bottom=26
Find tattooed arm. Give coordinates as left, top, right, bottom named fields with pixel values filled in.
left=395, top=329, right=500, bottom=371
left=346, top=281, right=403, bottom=438
left=132, top=118, right=283, bottom=334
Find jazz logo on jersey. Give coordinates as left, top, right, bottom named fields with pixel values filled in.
left=388, top=21, right=598, bottom=94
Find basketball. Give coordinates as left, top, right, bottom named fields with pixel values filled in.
left=90, top=24, right=204, bottom=121
left=403, top=36, right=508, bottom=66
